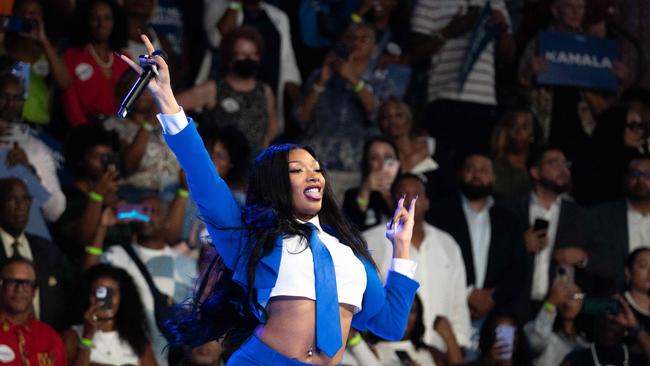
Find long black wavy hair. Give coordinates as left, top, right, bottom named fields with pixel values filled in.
left=74, top=264, right=149, bottom=356
left=167, top=143, right=375, bottom=354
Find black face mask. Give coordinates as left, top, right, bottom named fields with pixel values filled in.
left=232, top=59, right=260, bottom=79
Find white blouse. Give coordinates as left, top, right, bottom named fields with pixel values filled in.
left=269, top=216, right=367, bottom=312
left=72, top=325, right=140, bottom=365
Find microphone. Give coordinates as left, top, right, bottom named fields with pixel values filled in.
left=117, top=49, right=167, bottom=120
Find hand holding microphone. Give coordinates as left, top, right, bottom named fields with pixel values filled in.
left=119, top=35, right=179, bottom=115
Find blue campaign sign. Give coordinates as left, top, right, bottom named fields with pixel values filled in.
left=537, top=31, right=619, bottom=90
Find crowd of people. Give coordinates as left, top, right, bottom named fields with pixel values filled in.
left=0, top=0, right=650, bottom=365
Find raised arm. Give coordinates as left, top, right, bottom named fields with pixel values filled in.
left=120, top=35, right=243, bottom=269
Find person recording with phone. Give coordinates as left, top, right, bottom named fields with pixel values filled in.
left=343, top=137, right=400, bottom=230
left=61, top=264, right=157, bottom=366
left=0, top=0, right=72, bottom=127
left=466, top=313, right=531, bottom=366
left=524, top=279, right=588, bottom=366
left=505, top=146, right=590, bottom=320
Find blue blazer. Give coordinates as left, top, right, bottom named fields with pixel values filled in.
left=164, top=122, right=419, bottom=341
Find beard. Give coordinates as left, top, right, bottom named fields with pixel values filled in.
left=627, top=183, right=650, bottom=202
left=460, top=181, right=493, bottom=200
left=538, top=177, right=570, bottom=195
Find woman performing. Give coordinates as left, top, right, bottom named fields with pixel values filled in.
left=121, top=35, right=420, bottom=366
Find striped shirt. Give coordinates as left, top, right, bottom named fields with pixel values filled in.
left=411, top=0, right=511, bottom=105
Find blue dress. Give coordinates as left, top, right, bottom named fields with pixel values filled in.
left=163, top=121, right=419, bottom=363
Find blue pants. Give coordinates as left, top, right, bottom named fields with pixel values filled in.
left=227, top=335, right=313, bottom=365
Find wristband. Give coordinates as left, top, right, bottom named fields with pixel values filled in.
left=177, top=188, right=189, bottom=198
left=350, top=12, right=363, bottom=24
left=353, top=80, right=365, bottom=93
left=85, top=246, right=103, bottom=256
left=88, top=191, right=104, bottom=203
left=543, top=300, right=556, bottom=313
left=79, top=337, right=94, bottom=349
left=347, top=333, right=362, bottom=347
left=228, top=1, right=242, bottom=11
left=356, top=196, right=369, bottom=209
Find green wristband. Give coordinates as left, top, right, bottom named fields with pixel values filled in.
left=347, top=333, right=362, bottom=347
left=88, top=191, right=104, bottom=203
left=177, top=188, right=189, bottom=198
left=85, top=246, right=103, bottom=256
left=351, top=12, right=363, bottom=24
left=543, top=300, right=556, bottom=313
left=228, top=1, right=242, bottom=11
left=79, top=337, right=94, bottom=349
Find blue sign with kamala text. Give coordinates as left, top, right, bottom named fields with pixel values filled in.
left=537, top=31, right=619, bottom=90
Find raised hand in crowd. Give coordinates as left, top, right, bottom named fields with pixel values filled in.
left=434, top=316, right=464, bottom=365
left=524, top=227, right=548, bottom=254
left=91, top=167, right=121, bottom=205
left=5, top=142, right=36, bottom=173
left=82, top=206, right=117, bottom=270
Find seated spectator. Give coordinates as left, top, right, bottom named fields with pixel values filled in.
left=0, top=0, right=71, bottom=127
left=584, top=155, right=650, bottom=293
left=200, top=27, right=279, bottom=156
left=85, top=195, right=197, bottom=366
left=0, top=73, right=66, bottom=224
left=343, top=137, right=399, bottom=231
left=428, top=154, right=526, bottom=350
left=297, top=23, right=393, bottom=199
left=467, top=313, right=532, bottom=366
left=491, top=108, right=537, bottom=201
left=572, top=106, right=647, bottom=205
left=624, top=247, right=650, bottom=328
left=181, top=124, right=251, bottom=248
left=562, top=304, right=650, bottom=365
left=506, top=146, right=589, bottom=319
left=202, top=0, right=302, bottom=128
left=0, top=177, right=66, bottom=330
left=61, top=264, right=156, bottom=366
left=57, top=123, right=126, bottom=261
left=104, top=71, right=180, bottom=201
left=62, top=0, right=129, bottom=126
left=524, top=280, right=588, bottom=366
left=365, top=173, right=471, bottom=356
left=0, top=257, right=67, bottom=366
left=622, top=247, right=650, bottom=359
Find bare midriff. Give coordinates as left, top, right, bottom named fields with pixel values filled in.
left=254, top=296, right=355, bottom=365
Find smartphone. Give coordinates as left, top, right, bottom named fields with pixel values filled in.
left=582, top=297, right=620, bottom=315
left=532, top=218, right=549, bottom=231
left=101, top=152, right=120, bottom=172
left=116, top=203, right=150, bottom=222
left=1, top=16, right=35, bottom=33
left=555, top=265, right=575, bottom=284
left=394, top=350, right=412, bottom=366
left=95, top=286, right=113, bottom=310
left=495, top=324, right=515, bottom=361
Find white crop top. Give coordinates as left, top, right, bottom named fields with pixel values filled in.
left=269, top=217, right=367, bottom=313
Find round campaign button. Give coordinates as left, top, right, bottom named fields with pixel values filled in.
left=0, top=344, right=16, bottom=363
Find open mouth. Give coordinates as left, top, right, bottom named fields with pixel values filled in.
left=304, top=186, right=322, bottom=201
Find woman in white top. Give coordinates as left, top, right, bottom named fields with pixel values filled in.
left=121, top=35, right=420, bottom=366
left=524, top=280, right=588, bottom=366
left=62, top=264, right=157, bottom=366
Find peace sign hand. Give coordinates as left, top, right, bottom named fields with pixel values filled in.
left=386, top=195, right=417, bottom=259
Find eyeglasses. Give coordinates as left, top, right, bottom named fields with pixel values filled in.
left=0, top=278, right=37, bottom=290
left=629, top=170, right=650, bottom=179
left=626, top=122, right=644, bottom=131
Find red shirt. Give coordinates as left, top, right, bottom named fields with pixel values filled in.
left=0, top=314, right=67, bottom=366
left=63, top=46, right=129, bottom=127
